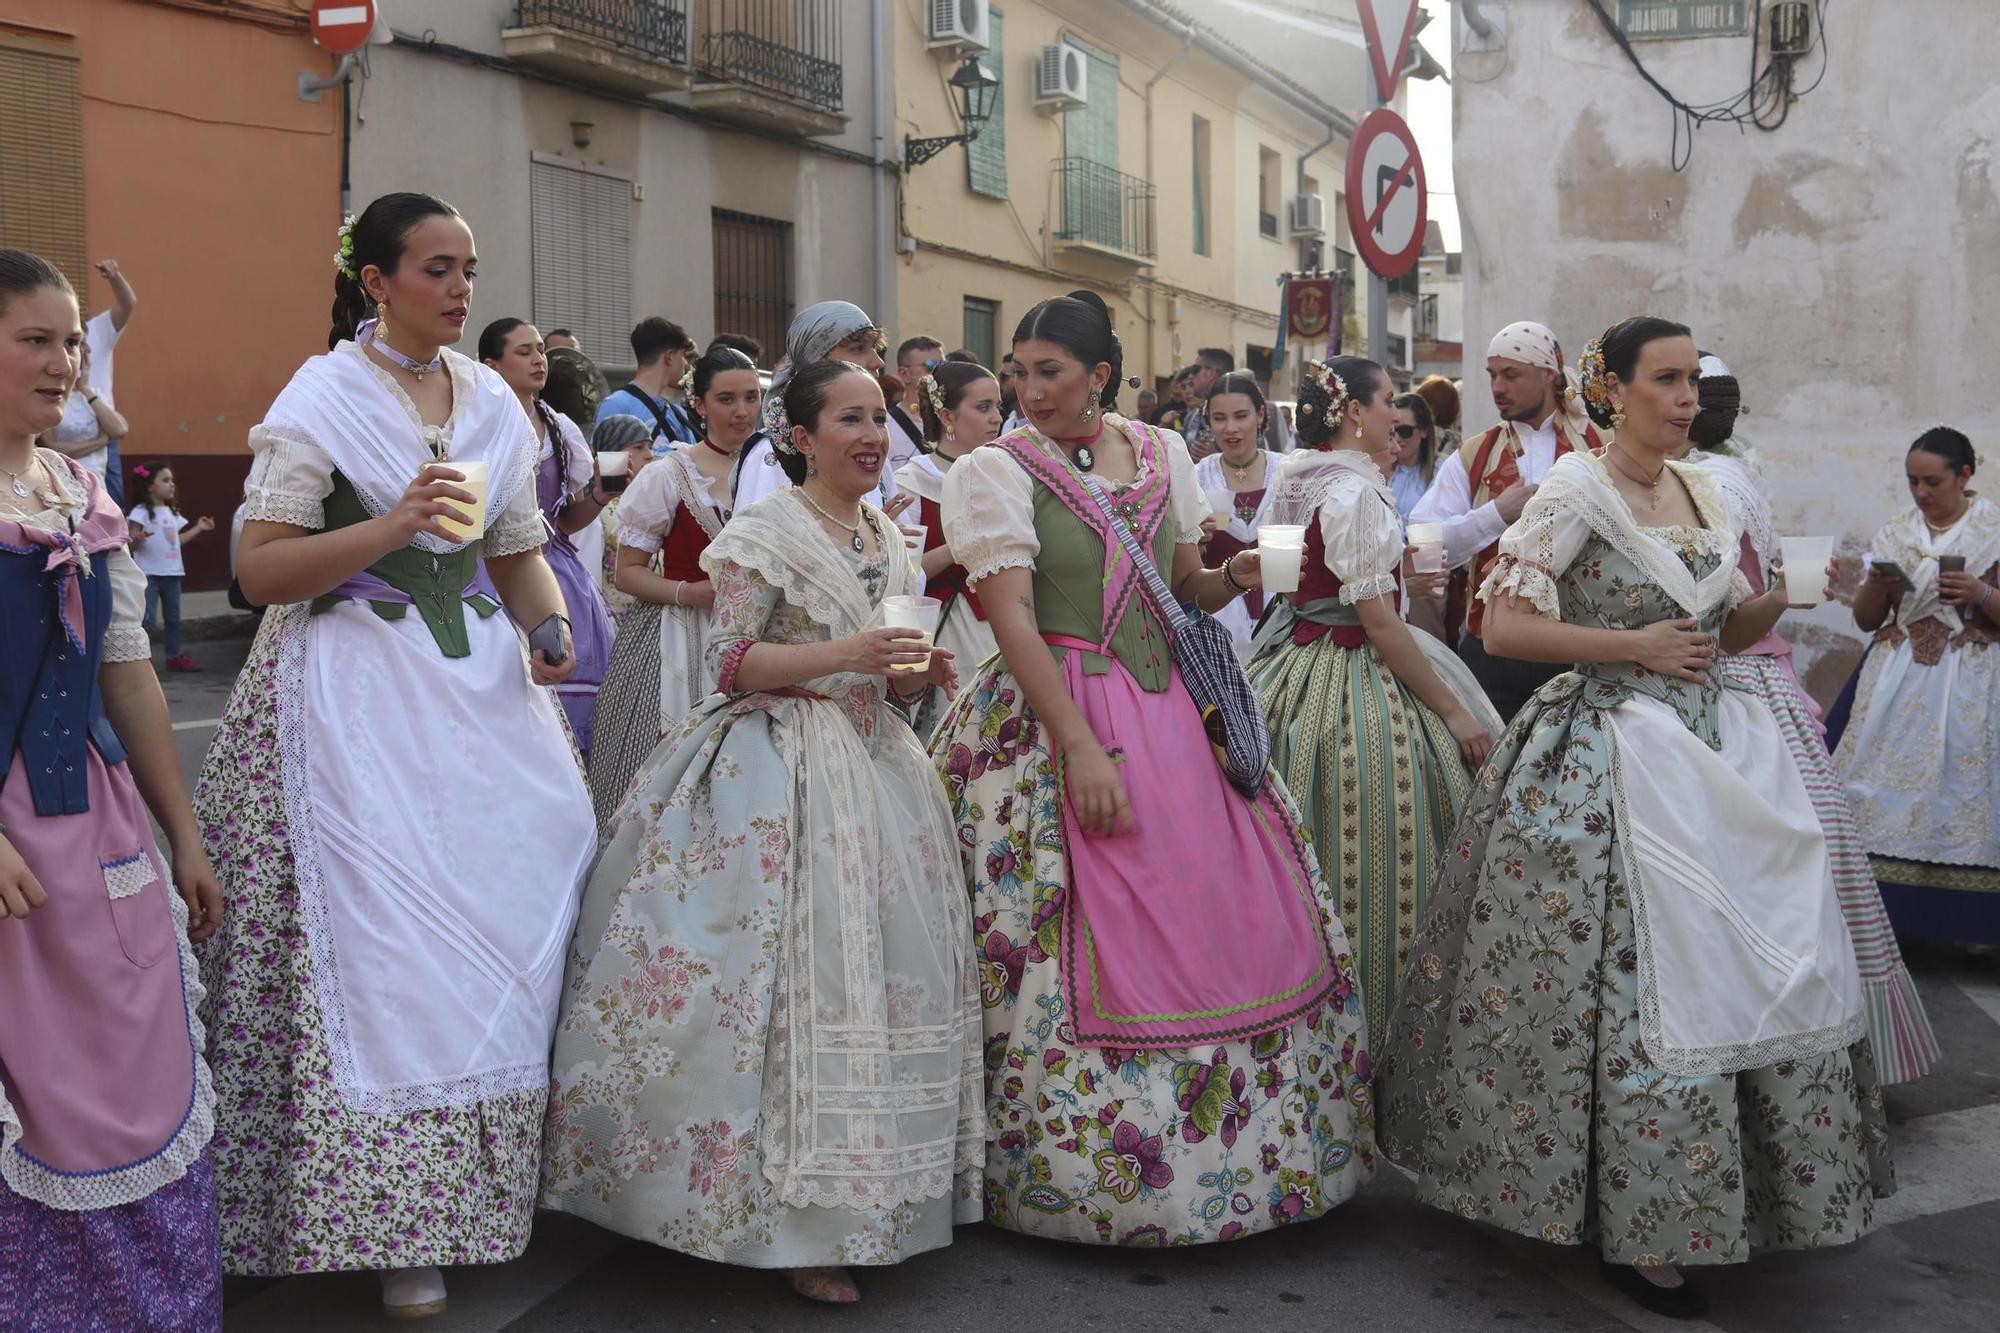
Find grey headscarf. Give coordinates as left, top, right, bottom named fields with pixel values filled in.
left=764, top=300, right=877, bottom=444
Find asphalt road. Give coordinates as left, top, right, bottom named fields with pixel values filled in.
left=155, top=633, right=2000, bottom=1333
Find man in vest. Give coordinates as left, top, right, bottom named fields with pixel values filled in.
left=1410, top=320, right=1605, bottom=721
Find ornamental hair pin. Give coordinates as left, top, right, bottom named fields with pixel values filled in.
left=333, top=215, right=357, bottom=281
left=921, top=372, right=946, bottom=418
left=1577, top=338, right=1613, bottom=409
left=766, top=400, right=798, bottom=454
left=678, top=358, right=697, bottom=397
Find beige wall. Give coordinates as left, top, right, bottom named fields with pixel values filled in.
left=891, top=0, right=1349, bottom=387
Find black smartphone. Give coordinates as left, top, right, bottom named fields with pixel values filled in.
left=1870, top=559, right=1911, bottom=587
left=527, top=614, right=569, bottom=666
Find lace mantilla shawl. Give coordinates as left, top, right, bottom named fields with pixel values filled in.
left=1872, top=496, right=2000, bottom=632
left=1481, top=453, right=1751, bottom=621
left=1690, top=449, right=1775, bottom=578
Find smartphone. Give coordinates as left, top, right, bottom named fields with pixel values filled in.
left=527, top=614, right=569, bottom=666
left=1869, top=559, right=1911, bottom=587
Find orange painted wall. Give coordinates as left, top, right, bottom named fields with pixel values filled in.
left=1, top=0, right=343, bottom=583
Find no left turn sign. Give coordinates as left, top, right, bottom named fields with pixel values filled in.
left=1344, top=108, right=1427, bottom=281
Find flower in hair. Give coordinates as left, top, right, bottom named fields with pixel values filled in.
left=1302, top=359, right=1351, bottom=423
left=765, top=398, right=798, bottom=454
left=131, top=464, right=151, bottom=478
left=678, top=357, right=697, bottom=397
left=333, top=214, right=357, bottom=281
left=921, top=372, right=946, bottom=419
left=1577, top=338, right=1613, bottom=410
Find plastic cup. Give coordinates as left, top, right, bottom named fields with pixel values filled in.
left=1780, top=535, right=1834, bottom=606
left=1258, top=524, right=1307, bottom=548
left=1408, top=520, right=1445, bottom=574
left=434, top=459, right=488, bottom=543
left=881, top=594, right=942, bottom=672
left=1204, top=485, right=1235, bottom=522
left=1258, top=542, right=1305, bottom=594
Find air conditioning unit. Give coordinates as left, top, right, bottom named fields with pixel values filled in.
left=1034, top=43, right=1087, bottom=114
left=927, top=0, right=991, bottom=54
left=1289, top=194, right=1327, bottom=238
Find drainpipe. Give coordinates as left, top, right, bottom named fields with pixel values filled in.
left=872, top=0, right=891, bottom=325
left=1143, top=25, right=1194, bottom=389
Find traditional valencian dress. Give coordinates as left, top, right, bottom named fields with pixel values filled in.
left=586, top=447, right=725, bottom=830
left=1379, top=453, right=1893, bottom=1266
left=534, top=401, right=616, bottom=754
left=931, top=418, right=1375, bottom=1246
left=1697, top=451, right=1937, bottom=1082
left=0, top=451, right=221, bottom=1332
left=1831, top=497, right=2000, bottom=943
left=194, top=342, right=596, bottom=1275
left=1192, top=448, right=1277, bottom=655
left=1246, top=450, right=1500, bottom=1056
left=542, top=489, right=982, bottom=1265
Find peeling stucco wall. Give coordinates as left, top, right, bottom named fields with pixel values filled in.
left=1451, top=0, right=2000, bottom=694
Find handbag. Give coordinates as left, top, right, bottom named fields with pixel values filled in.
left=1076, top=473, right=1269, bottom=799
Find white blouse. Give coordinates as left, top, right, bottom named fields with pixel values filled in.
left=941, top=418, right=1209, bottom=584
left=1313, top=467, right=1406, bottom=605
left=610, top=453, right=723, bottom=554
left=24, top=448, right=149, bottom=663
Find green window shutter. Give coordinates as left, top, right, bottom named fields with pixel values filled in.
left=962, top=297, right=999, bottom=370
left=966, top=10, right=1007, bottom=199
left=1064, top=42, right=1119, bottom=169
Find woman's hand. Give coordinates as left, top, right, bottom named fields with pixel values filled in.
left=892, top=646, right=959, bottom=701
left=0, top=834, right=49, bottom=921
left=386, top=464, right=478, bottom=545
left=1630, top=618, right=1714, bottom=685
left=678, top=578, right=717, bottom=611
left=1064, top=740, right=1133, bottom=837
left=1199, top=514, right=1220, bottom=543
left=529, top=618, right=577, bottom=686
left=1446, top=709, right=1493, bottom=772
left=1774, top=557, right=1838, bottom=608
left=1403, top=548, right=1447, bottom=602
left=171, top=843, right=224, bottom=944
left=841, top=626, right=932, bottom=676
left=1939, top=570, right=1988, bottom=607
left=1225, top=550, right=1262, bottom=590
left=882, top=492, right=917, bottom=522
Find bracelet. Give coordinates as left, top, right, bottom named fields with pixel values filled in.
left=1219, top=553, right=1248, bottom=596
left=672, top=580, right=685, bottom=608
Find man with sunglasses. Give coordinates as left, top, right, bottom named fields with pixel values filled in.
left=1410, top=320, right=1606, bottom=720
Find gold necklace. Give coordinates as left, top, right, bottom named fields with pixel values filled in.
left=1223, top=450, right=1261, bottom=481
left=1605, top=446, right=1666, bottom=512
left=797, top=484, right=868, bottom=552
left=1925, top=508, right=1965, bottom=536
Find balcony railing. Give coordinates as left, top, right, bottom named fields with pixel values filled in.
left=514, top=0, right=689, bottom=63
left=1053, top=158, right=1156, bottom=264
left=694, top=0, right=843, bottom=114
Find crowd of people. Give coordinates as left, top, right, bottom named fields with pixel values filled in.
left=0, top=187, right=1991, bottom=1331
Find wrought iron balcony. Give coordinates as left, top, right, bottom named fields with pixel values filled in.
left=687, top=0, right=847, bottom=137
left=1052, top=158, right=1156, bottom=266
left=505, top=1, right=692, bottom=95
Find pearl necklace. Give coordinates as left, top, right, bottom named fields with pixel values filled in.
left=797, top=484, right=869, bottom=553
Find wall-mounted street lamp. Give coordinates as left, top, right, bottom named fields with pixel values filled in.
left=904, top=54, right=1000, bottom=169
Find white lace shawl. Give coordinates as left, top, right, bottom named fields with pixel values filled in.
left=1691, top=450, right=1775, bottom=579
left=1871, top=496, right=2000, bottom=631
left=1480, top=453, right=1751, bottom=621
left=1266, top=450, right=1404, bottom=604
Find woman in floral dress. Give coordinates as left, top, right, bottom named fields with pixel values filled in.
left=932, top=292, right=1374, bottom=1248
left=1378, top=318, right=1892, bottom=1321
left=1248, top=357, right=1499, bottom=1057
left=542, top=360, right=981, bottom=1305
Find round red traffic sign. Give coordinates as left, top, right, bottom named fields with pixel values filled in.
left=310, top=1, right=377, bottom=56
left=1344, top=108, right=1428, bottom=281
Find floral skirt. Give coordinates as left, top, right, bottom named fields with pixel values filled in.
left=931, top=665, right=1376, bottom=1246
left=1249, top=636, right=1475, bottom=1055
left=194, top=614, right=548, bottom=1276
left=0, top=1151, right=221, bottom=1333
left=1377, top=678, right=1895, bottom=1265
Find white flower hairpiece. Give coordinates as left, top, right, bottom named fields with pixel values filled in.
left=1298, top=359, right=1350, bottom=421
left=920, top=372, right=946, bottom=418
left=333, top=214, right=357, bottom=281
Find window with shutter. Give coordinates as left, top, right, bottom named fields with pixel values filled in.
left=965, top=8, right=1006, bottom=199
left=530, top=157, right=633, bottom=368
left=711, top=209, right=792, bottom=369
left=962, top=297, right=998, bottom=371
left=0, top=32, right=86, bottom=288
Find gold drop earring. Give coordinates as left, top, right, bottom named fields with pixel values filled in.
left=1610, top=401, right=1626, bottom=429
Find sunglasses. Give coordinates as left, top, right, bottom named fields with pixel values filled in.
left=1392, top=424, right=1418, bottom=439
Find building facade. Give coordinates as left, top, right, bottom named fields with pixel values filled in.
left=890, top=0, right=1388, bottom=397
left=1450, top=0, right=1998, bottom=690
left=0, top=0, right=342, bottom=587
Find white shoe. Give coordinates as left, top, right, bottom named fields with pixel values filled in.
left=380, top=1266, right=448, bottom=1320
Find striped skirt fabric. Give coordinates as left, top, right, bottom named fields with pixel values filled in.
left=587, top=603, right=666, bottom=834
left=1722, top=654, right=1940, bottom=1084
left=1250, top=636, right=1473, bottom=1056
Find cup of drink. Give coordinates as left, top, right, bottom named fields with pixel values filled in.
left=434, top=459, right=489, bottom=543
left=881, top=594, right=943, bottom=672
left=595, top=450, right=631, bottom=495
left=1204, top=485, right=1235, bottom=524
left=1779, top=535, right=1835, bottom=606
left=1937, top=555, right=1967, bottom=574
left=1408, top=521, right=1445, bottom=574
left=1257, top=523, right=1307, bottom=595
left=900, top=524, right=929, bottom=574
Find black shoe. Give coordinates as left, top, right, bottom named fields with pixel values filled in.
left=1598, top=1260, right=1710, bottom=1320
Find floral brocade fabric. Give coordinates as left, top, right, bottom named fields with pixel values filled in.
left=1377, top=530, right=1894, bottom=1265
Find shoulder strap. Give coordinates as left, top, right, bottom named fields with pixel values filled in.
left=1076, top=474, right=1188, bottom=637
left=618, top=385, right=678, bottom=444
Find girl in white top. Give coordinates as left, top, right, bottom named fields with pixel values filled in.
left=126, top=460, right=215, bottom=672
left=1192, top=372, right=1279, bottom=654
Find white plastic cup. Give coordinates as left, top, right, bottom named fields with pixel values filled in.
left=1408, top=520, right=1445, bottom=574
left=1204, top=485, right=1235, bottom=523
left=881, top=594, right=943, bottom=671
left=1780, top=535, right=1835, bottom=606
left=1257, top=524, right=1307, bottom=594
left=434, top=459, right=488, bottom=543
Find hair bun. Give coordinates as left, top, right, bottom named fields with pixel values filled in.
left=1066, top=289, right=1112, bottom=323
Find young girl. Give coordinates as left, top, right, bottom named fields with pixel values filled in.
left=1192, top=372, right=1279, bottom=655
left=127, top=462, right=215, bottom=672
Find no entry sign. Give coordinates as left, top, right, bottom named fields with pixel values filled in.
left=1344, top=108, right=1427, bottom=280
left=311, top=1, right=377, bottom=55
